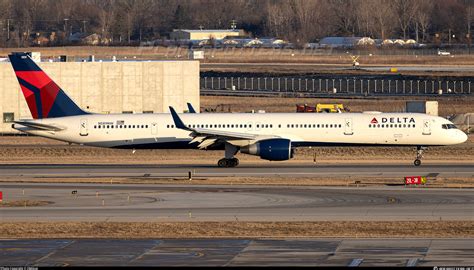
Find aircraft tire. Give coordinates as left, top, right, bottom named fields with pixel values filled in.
left=218, top=159, right=228, bottom=167
left=414, top=159, right=421, bottom=166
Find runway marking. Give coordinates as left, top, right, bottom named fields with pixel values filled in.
left=406, top=258, right=419, bottom=267
left=33, top=240, right=76, bottom=265
left=128, top=240, right=163, bottom=263
left=348, top=258, right=363, bottom=267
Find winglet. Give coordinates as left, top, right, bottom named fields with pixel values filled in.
left=169, top=106, right=191, bottom=131
left=187, top=103, right=197, bottom=113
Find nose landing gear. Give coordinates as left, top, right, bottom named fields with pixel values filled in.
left=414, top=146, right=426, bottom=166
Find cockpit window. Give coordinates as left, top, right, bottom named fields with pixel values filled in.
left=442, top=124, right=457, bottom=129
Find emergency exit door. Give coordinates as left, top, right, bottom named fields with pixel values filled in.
left=344, top=118, right=353, bottom=135
left=80, top=119, right=88, bottom=136
left=422, top=119, right=431, bottom=135
left=151, top=123, right=158, bottom=135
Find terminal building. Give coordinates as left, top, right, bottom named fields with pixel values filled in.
left=0, top=58, right=200, bottom=133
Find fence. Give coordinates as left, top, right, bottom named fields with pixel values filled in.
left=201, top=76, right=472, bottom=96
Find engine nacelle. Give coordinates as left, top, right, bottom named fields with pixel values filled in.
left=241, top=138, right=293, bottom=161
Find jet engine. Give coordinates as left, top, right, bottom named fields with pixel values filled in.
left=240, top=138, right=294, bottom=161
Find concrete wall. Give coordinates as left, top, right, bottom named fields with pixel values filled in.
left=170, top=30, right=241, bottom=40
left=0, top=60, right=200, bottom=133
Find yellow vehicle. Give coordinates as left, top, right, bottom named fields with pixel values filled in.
left=316, top=103, right=345, bottom=113
left=296, top=103, right=346, bottom=113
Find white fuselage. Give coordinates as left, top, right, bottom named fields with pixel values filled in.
left=14, top=112, right=467, bottom=149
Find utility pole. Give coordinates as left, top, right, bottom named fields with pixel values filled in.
left=7, top=19, right=10, bottom=40
left=63, top=18, right=68, bottom=32
left=82, top=20, right=87, bottom=33
left=449, top=29, right=452, bottom=45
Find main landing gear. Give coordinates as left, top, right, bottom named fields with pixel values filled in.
left=414, top=146, right=426, bottom=166
left=218, top=158, right=239, bottom=168
left=218, top=143, right=240, bottom=168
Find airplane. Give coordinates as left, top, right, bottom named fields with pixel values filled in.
left=8, top=52, right=468, bottom=167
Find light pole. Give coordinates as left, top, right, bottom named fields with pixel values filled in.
left=64, top=18, right=69, bottom=32
left=6, top=19, right=10, bottom=40
left=82, top=20, right=87, bottom=33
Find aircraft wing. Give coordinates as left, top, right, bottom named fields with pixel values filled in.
left=13, top=121, right=64, bottom=131
left=169, top=106, right=279, bottom=149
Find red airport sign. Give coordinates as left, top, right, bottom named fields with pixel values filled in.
left=405, top=176, right=427, bottom=185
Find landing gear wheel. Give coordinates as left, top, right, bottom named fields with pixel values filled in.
left=414, top=159, right=421, bottom=166
left=413, top=146, right=426, bottom=167
left=217, top=158, right=240, bottom=168
left=218, top=158, right=228, bottom=168
left=231, top=158, right=239, bottom=167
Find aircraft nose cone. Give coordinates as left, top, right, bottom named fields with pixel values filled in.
left=459, top=131, right=468, bottom=143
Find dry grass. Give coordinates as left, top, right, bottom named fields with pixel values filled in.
left=2, top=176, right=473, bottom=188
left=1, top=221, right=472, bottom=239
left=0, top=200, right=52, bottom=207
left=2, top=46, right=474, bottom=66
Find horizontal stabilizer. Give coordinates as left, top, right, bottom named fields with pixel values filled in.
left=14, top=121, right=63, bottom=131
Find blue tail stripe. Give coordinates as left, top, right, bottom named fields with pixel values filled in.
left=9, top=53, right=42, bottom=71
left=48, top=91, right=88, bottom=118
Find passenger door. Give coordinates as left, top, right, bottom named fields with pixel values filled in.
left=151, top=122, right=158, bottom=135
left=80, top=119, right=88, bottom=136
left=422, top=119, right=431, bottom=135
left=344, top=118, right=353, bottom=135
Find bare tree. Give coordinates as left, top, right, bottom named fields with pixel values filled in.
left=413, top=0, right=433, bottom=42
left=327, top=0, right=357, bottom=36
left=369, top=0, right=397, bottom=39
left=391, top=0, right=418, bottom=39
